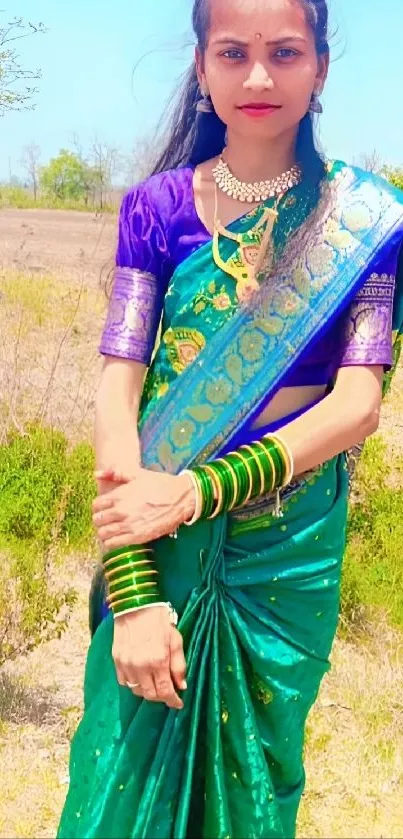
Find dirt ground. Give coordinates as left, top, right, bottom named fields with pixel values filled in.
left=1, top=208, right=403, bottom=838
left=1, top=207, right=117, bottom=287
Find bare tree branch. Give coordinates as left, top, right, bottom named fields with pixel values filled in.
left=0, top=14, right=46, bottom=115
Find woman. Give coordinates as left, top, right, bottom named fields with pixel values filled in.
left=58, top=0, right=403, bottom=836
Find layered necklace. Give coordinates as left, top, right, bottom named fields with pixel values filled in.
left=212, top=154, right=301, bottom=203
left=211, top=154, right=302, bottom=301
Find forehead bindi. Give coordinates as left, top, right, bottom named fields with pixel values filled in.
left=208, top=0, right=311, bottom=45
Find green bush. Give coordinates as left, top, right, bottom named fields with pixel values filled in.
left=0, top=425, right=96, bottom=664
left=342, top=437, right=403, bottom=629
left=0, top=184, right=115, bottom=213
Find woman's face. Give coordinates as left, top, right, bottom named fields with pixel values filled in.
left=196, top=0, right=328, bottom=143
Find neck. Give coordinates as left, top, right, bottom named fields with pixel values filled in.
left=224, top=127, right=297, bottom=182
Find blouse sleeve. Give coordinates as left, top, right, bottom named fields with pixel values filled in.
left=99, top=184, right=170, bottom=365
left=338, top=270, right=396, bottom=369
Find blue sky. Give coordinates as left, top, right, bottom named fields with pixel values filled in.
left=1, top=0, right=402, bottom=180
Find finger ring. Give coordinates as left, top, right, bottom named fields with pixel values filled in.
left=126, top=682, right=140, bottom=689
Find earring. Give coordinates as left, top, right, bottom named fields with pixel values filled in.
left=309, top=92, right=323, bottom=114
left=196, top=87, right=214, bottom=114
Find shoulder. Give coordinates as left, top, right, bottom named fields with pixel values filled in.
left=122, top=167, right=195, bottom=224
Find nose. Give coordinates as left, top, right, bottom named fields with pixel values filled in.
left=243, top=62, right=274, bottom=92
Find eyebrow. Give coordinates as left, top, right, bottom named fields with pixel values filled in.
left=213, top=35, right=307, bottom=46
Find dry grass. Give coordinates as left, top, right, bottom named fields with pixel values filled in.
left=299, top=625, right=403, bottom=838
left=0, top=560, right=91, bottom=839
left=0, top=270, right=106, bottom=443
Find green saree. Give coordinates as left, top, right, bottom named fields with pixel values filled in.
left=58, top=163, right=403, bottom=839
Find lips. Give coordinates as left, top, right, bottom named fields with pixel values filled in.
left=238, top=103, right=281, bottom=117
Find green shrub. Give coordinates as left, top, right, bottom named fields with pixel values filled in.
left=0, top=424, right=96, bottom=664
left=342, top=437, right=403, bottom=628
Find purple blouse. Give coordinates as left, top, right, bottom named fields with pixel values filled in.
left=100, top=167, right=396, bottom=382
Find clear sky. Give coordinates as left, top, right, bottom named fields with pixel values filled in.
left=1, top=0, right=402, bottom=181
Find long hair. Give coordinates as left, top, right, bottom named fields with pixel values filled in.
left=152, top=0, right=329, bottom=185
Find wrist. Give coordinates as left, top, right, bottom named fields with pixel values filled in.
left=177, top=471, right=197, bottom=522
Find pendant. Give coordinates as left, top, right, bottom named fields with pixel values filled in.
left=235, top=276, right=260, bottom=304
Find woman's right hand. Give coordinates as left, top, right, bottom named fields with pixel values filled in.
left=112, top=606, right=187, bottom=710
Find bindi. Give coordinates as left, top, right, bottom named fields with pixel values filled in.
left=255, top=32, right=262, bottom=39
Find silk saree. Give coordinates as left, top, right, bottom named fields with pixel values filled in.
left=58, top=163, right=403, bottom=839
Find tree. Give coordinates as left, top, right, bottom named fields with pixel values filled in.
left=126, top=136, right=158, bottom=186
left=383, top=167, right=403, bottom=191
left=0, top=14, right=45, bottom=115
left=90, top=139, right=120, bottom=209
left=355, top=150, right=383, bottom=174
left=20, top=142, right=41, bottom=199
left=39, top=149, right=90, bottom=203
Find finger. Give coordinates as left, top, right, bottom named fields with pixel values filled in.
left=92, top=508, right=125, bottom=528
left=170, top=633, right=187, bottom=692
left=92, top=494, right=116, bottom=514
left=102, top=531, right=139, bottom=551
left=154, top=659, right=183, bottom=710
left=114, top=662, right=128, bottom=688
left=135, top=671, right=158, bottom=703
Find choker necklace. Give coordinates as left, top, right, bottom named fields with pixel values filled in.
left=212, top=154, right=302, bottom=203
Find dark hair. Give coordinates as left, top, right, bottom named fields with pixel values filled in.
left=152, top=0, right=329, bottom=184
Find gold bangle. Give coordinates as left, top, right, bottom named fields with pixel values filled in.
left=240, top=444, right=266, bottom=496
left=266, top=434, right=294, bottom=487
left=106, top=569, right=158, bottom=587
left=204, top=464, right=224, bottom=519
left=105, top=561, right=155, bottom=582
left=103, top=549, right=153, bottom=570
left=253, top=441, right=276, bottom=493
left=109, top=592, right=161, bottom=611
left=230, top=451, right=253, bottom=505
left=107, top=581, right=157, bottom=604
left=216, top=458, right=239, bottom=511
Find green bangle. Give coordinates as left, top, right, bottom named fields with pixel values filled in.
left=216, top=459, right=238, bottom=511
left=205, top=462, right=225, bottom=519
left=214, top=460, right=234, bottom=512
left=252, top=442, right=276, bottom=494
left=261, top=439, right=285, bottom=487
left=103, top=552, right=154, bottom=572
left=193, top=467, right=216, bottom=519
left=108, top=571, right=159, bottom=597
left=103, top=545, right=153, bottom=563
left=227, top=451, right=253, bottom=506
left=111, top=592, right=161, bottom=615
left=241, top=444, right=266, bottom=496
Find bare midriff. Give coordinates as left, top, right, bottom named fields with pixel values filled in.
left=253, top=384, right=327, bottom=429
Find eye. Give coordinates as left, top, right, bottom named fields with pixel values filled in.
left=274, top=48, right=299, bottom=60
left=220, top=48, right=246, bottom=60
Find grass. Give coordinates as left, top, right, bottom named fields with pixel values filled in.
left=342, top=436, right=403, bottom=629
left=299, top=626, right=403, bottom=838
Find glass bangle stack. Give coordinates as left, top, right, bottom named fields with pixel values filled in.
left=102, top=546, right=161, bottom=618
left=184, top=434, right=293, bottom=525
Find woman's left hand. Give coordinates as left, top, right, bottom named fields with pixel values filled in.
left=92, top=469, right=196, bottom=549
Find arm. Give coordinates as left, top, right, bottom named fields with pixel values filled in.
left=279, top=364, right=383, bottom=476
left=95, top=357, right=146, bottom=480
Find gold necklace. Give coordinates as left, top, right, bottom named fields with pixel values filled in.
left=212, top=154, right=302, bottom=203
left=212, top=184, right=282, bottom=302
